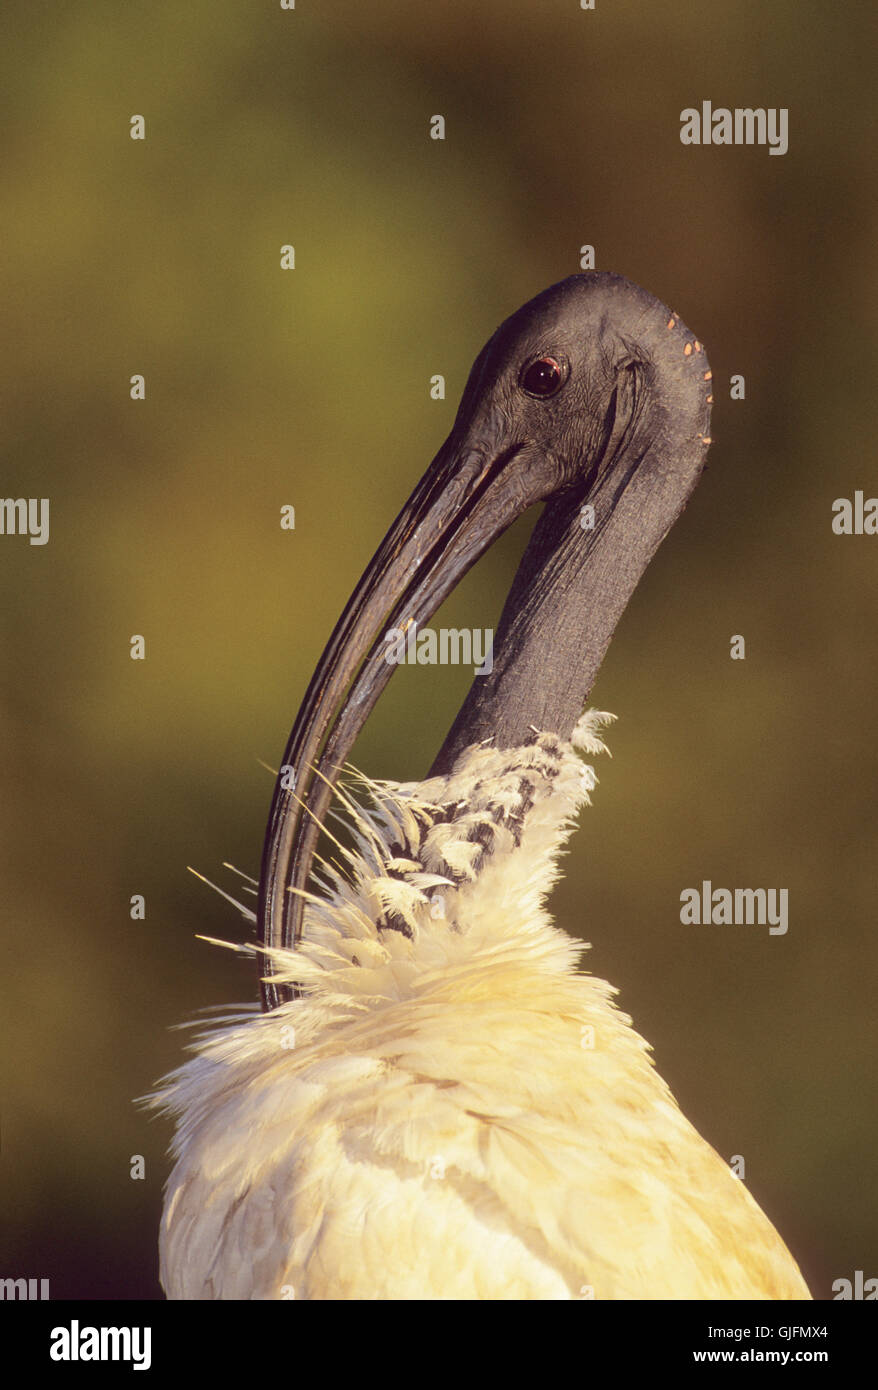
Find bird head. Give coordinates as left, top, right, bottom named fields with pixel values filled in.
left=257, top=273, right=712, bottom=1007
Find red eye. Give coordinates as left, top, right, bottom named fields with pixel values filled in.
left=521, top=356, right=564, bottom=398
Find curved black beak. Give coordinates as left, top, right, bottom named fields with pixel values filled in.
left=256, top=423, right=567, bottom=1009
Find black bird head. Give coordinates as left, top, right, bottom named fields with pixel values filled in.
left=258, top=272, right=713, bottom=1008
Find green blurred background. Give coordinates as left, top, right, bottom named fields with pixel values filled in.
left=1, top=0, right=875, bottom=1300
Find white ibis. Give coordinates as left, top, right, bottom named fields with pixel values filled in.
left=154, top=273, right=810, bottom=1299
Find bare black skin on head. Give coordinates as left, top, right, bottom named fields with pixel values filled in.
left=258, top=273, right=712, bottom=1009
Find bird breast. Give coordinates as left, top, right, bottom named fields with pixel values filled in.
left=154, top=712, right=810, bottom=1300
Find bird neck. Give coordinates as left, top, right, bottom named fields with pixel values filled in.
left=431, top=349, right=709, bottom=777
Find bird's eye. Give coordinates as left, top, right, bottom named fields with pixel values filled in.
left=521, top=356, right=565, bottom=398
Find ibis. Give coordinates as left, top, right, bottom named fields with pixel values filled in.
left=154, top=272, right=810, bottom=1299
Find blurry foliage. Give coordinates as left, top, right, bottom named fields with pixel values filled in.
left=0, top=0, right=875, bottom=1297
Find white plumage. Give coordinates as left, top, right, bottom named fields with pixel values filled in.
left=154, top=712, right=810, bottom=1300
